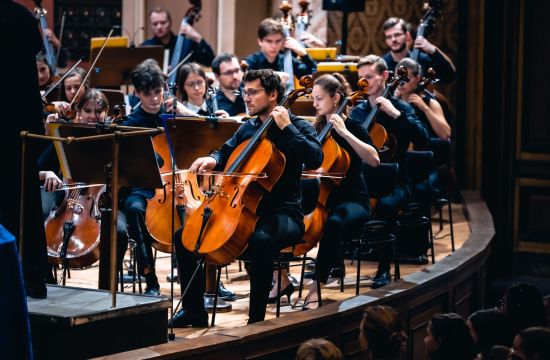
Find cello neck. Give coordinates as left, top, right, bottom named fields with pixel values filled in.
left=364, top=85, right=392, bottom=131
left=317, top=97, right=350, bottom=142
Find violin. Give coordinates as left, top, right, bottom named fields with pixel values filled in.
left=44, top=182, right=105, bottom=269
left=362, top=66, right=409, bottom=161
left=295, top=79, right=368, bottom=255
left=168, top=0, right=202, bottom=85
left=410, top=0, right=442, bottom=62
left=181, top=77, right=313, bottom=265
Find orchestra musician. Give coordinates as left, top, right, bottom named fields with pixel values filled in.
left=298, top=74, right=380, bottom=310
left=120, top=62, right=166, bottom=296
left=350, top=55, right=429, bottom=285
left=170, top=69, right=323, bottom=327
left=211, top=53, right=247, bottom=117
left=166, top=62, right=229, bottom=117
left=44, top=67, right=90, bottom=118
left=141, top=7, right=215, bottom=67
left=243, top=18, right=316, bottom=85
left=381, top=17, right=456, bottom=83
left=36, top=51, right=54, bottom=91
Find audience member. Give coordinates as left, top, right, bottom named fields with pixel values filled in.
left=359, top=305, right=407, bottom=360
left=295, top=338, right=343, bottom=360
left=424, top=313, right=476, bottom=360
left=467, top=308, right=513, bottom=354
left=498, top=283, right=547, bottom=336
left=512, top=326, right=550, bottom=360
left=477, top=345, right=513, bottom=360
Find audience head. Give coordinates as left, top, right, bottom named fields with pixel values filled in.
left=243, top=69, right=284, bottom=118
left=359, top=305, right=407, bottom=360
left=499, top=283, right=547, bottom=335
left=178, top=62, right=207, bottom=104
left=75, top=89, right=109, bottom=124
left=212, top=53, right=243, bottom=91
left=295, top=338, right=343, bottom=360
left=382, top=17, right=411, bottom=54
left=149, top=7, right=172, bottom=39
left=425, top=313, right=476, bottom=360
left=477, top=345, right=513, bottom=360
left=257, top=18, right=285, bottom=60
left=357, top=55, right=389, bottom=97
left=512, top=326, right=550, bottom=360
left=467, top=308, right=513, bottom=353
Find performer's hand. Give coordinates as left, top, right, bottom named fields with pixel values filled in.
left=45, top=28, right=60, bottom=49
left=275, top=71, right=290, bottom=87
left=179, top=23, right=202, bottom=43
left=328, top=114, right=348, bottom=136
left=284, top=36, right=307, bottom=57
left=190, top=156, right=216, bottom=174
left=51, top=101, right=71, bottom=116
left=414, top=36, right=437, bottom=54
left=271, top=106, right=291, bottom=130
left=214, top=110, right=230, bottom=118
left=408, top=93, right=428, bottom=112
left=376, top=97, right=401, bottom=119
left=41, top=171, right=63, bottom=192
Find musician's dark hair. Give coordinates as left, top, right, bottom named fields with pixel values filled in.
left=258, top=18, right=283, bottom=39
left=295, top=338, right=343, bottom=360
left=396, top=57, right=422, bottom=77
left=130, top=62, right=165, bottom=93
left=177, top=62, right=207, bottom=101
left=243, top=69, right=284, bottom=103
left=36, top=52, right=53, bottom=77
left=360, top=305, right=407, bottom=359
left=76, top=89, right=109, bottom=113
left=149, top=7, right=171, bottom=24
left=61, top=67, right=90, bottom=102
left=382, top=17, right=408, bottom=33
left=212, top=53, right=238, bottom=75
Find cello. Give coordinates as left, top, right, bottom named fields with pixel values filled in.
left=167, top=0, right=202, bottom=85
left=362, top=66, right=409, bottom=161
left=295, top=78, right=369, bottom=256
left=280, top=1, right=295, bottom=93
left=295, top=1, right=310, bottom=49
left=181, top=77, right=313, bottom=265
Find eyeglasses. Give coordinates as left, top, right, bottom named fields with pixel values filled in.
left=184, top=79, right=205, bottom=88
left=384, top=32, right=405, bottom=40
left=242, top=88, right=265, bottom=97
left=220, top=68, right=242, bottom=77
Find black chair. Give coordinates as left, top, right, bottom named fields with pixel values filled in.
left=405, top=150, right=436, bottom=263
left=427, top=138, right=455, bottom=252
left=346, top=162, right=401, bottom=293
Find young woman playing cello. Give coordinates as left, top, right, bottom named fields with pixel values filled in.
left=300, top=74, right=380, bottom=310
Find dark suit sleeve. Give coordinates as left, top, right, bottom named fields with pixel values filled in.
left=189, top=39, right=215, bottom=67
left=209, top=122, right=249, bottom=170
left=425, top=50, right=456, bottom=83
left=278, top=119, right=323, bottom=169
left=292, top=54, right=317, bottom=78
left=401, top=102, right=430, bottom=149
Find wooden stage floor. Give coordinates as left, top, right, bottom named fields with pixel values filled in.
left=58, top=203, right=468, bottom=343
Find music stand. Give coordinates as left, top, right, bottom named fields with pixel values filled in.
left=89, top=46, right=164, bottom=89
left=49, top=123, right=163, bottom=306
left=97, top=89, right=126, bottom=116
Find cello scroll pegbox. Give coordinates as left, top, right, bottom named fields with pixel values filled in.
left=298, top=75, right=314, bottom=90
left=240, top=60, right=249, bottom=74
left=356, top=78, right=369, bottom=95
left=395, top=65, right=409, bottom=84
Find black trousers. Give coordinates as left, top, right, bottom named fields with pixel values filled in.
left=120, top=193, right=154, bottom=274
left=175, top=213, right=303, bottom=323
left=315, top=201, right=370, bottom=284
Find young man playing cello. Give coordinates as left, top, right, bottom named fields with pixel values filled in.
left=171, top=69, right=323, bottom=326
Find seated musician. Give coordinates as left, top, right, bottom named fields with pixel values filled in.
left=243, top=18, right=317, bottom=84
left=170, top=69, right=323, bottom=327
left=120, top=62, right=166, bottom=296
left=141, top=7, right=215, bottom=67
left=299, top=74, right=380, bottom=310
left=48, top=67, right=90, bottom=118
left=36, top=52, right=54, bottom=91
left=350, top=55, right=429, bottom=284
left=165, top=62, right=229, bottom=117
left=211, top=53, right=247, bottom=117
left=381, top=17, right=456, bottom=83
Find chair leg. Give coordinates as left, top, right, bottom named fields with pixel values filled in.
left=438, top=206, right=444, bottom=232
left=210, top=266, right=222, bottom=327
left=448, top=201, right=455, bottom=252
left=299, top=254, right=306, bottom=298
left=276, top=260, right=282, bottom=318
left=393, top=240, right=400, bottom=281
left=339, top=242, right=345, bottom=293
left=356, top=249, right=361, bottom=296
left=429, top=217, right=435, bottom=264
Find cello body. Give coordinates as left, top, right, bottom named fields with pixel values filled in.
left=44, top=184, right=105, bottom=268
left=182, top=138, right=285, bottom=265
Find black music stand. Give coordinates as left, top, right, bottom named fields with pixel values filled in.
left=97, top=88, right=126, bottom=116
left=52, top=123, right=163, bottom=302
left=89, top=46, right=164, bottom=89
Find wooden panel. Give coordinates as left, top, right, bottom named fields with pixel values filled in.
left=514, top=179, right=550, bottom=253
left=454, top=277, right=475, bottom=318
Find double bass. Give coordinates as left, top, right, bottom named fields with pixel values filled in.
left=181, top=78, right=313, bottom=265
left=280, top=1, right=295, bottom=93
left=34, top=0, right=57, bottom=75
left=167, top=0, right=202, bottom=85
left=295, top=79, right=369, bottom=255
left=410, top=0, right=443, bottom=62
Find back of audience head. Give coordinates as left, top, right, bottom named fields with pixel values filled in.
left=499, top=283, right=547, bottom=335
left=467, top=308, right=513, bottom=353
left=425, top=313, right=476, bottom=360
left=512, top=326, right=550, bottom=360
left=295, top=338, right=343, bottom=360
left=477, top=345, right=513, bottom=360
left=359, top=305, right=407, bottom=360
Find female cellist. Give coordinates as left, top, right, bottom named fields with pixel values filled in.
left=298, top=74, right=380, bottom=310
left=170, top=69, right=323, bottom=327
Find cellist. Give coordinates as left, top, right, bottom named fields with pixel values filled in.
left=350, top=55, right=429, bottom=284
left=170, top=69, right=323, bottom=327
left=298, top=74, right=380, bottom=310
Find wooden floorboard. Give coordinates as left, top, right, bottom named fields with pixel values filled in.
left=58, top=202, right=468, bottom=342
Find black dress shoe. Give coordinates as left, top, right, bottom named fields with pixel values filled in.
left=371, top=271, right=391, bottom=289
left=144, top=287, right=161, bottom=296
left=267, top=283, right=294, bottom=304
left=169, top=309, right=208, bottom=328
